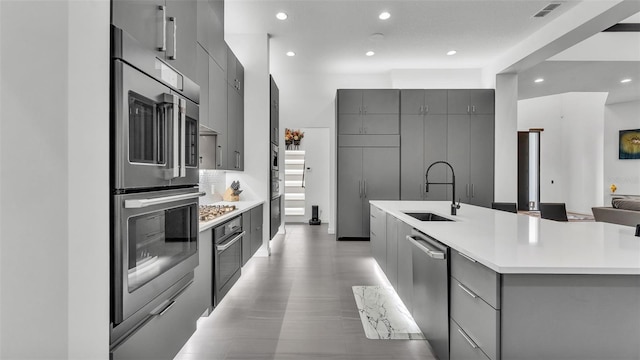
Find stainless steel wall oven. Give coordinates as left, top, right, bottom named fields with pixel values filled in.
left=213, top=216, right=244, bottom=306
left=110, top=25, right=202, bottom=347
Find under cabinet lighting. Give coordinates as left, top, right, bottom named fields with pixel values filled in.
left=276, top=12, right=288, bottom=20
left=534, top=78, right=544, bottom=83
left=366, top=51, right=375, bottom=56
left=379, top=12, right=391, bottom=20
left=447, top=50, right=457, bottom=56
left=621, top=78, right=632, bottom=83
left=286, top=51, right=296, bottom=57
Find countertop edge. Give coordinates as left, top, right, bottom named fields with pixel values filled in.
left=199, top=200, right=265, bottom=233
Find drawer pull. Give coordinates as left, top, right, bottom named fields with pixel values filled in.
left=458, top=328, right=479, bottom=349
left=458, top=283, right=478, bottom=298
left=458, top=252, right=477, bottom=263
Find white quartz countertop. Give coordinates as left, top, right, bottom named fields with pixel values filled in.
left=370, top=201, right=640, bottom=275
left=199, top=200, right=264, bottom=232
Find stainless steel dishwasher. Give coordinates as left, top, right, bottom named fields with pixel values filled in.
left=408, top=229, right=450, bottom=360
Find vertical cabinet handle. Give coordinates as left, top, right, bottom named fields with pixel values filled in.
left=471, top=184, right=475, bottom=197
left=168, top=17, right=177, bottom=60
left=425, top=105, right=429, bottom=113
left=419, top=105, right=424, bottom=114
left=466, top=184, right=469, bottom=198
left=472, top=105, right=476, bottom=113
left=217, top=146, right=222, bottom=167
left=363, top=179, right=367, bottom=197
left=157, top=6, right=167, bottom=51
left=467, top=105, right=470, bottom=113
left=358, top=180, right=362, bottom=198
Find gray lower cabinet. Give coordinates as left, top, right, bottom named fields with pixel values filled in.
left=194, top=229, right=213, bottom=315
left=250, top=205, right=263, bottom=255
left=110, top=282, right=200, bottom=360
left=396, top=220, right=413, bottom=312
left=242, top=212, right=251, bottom=266
left=385, top=214, right=398, bottom=288
left=338, top=147, right=399, bottom=239
left=369, top=205, right=386, bottom=271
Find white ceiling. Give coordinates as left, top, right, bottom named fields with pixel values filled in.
left=225, top=0, right=580, bottom=74
left=226, top=0, right=640, bottom=103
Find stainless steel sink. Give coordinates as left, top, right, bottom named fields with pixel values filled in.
left=403, top=212, right=454, bottom=222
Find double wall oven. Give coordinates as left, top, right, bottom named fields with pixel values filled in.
left=110, top=26, right=203, bottom=346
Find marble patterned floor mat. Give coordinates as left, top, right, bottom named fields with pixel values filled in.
left=352, top=285, right=426, bottom=340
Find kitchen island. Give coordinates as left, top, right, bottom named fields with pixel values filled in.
left=370, top=200, right=640, bottom=360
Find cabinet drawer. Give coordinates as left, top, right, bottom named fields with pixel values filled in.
left=111, top=283, right=199, bottom=360
left=451, top=250, right=500, bottom=309
left=450, top=319, right=491, bottom=360
left=451, top=278, right=500, bottom=360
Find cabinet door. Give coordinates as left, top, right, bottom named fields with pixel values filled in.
left=337, top=114, right=362, bottom=135
left=242, top=212, right=251, bottom=266
left=209, top=59, right=227, bottom=169
left=226, top=44, right=237, bottom=87
left=447, top=115, right=471, bottom=203
left=396, top=221, right=413, bottom=313
left=362, top=114, right=399, bottom=135
left=363, top=89, right=399, bottom=114
left=363, top=147, right=400, bottom=235
left=194, top=229, right=212, bottom=314
left=270, top=76, right=279, bottom=145
left=165, top=0, right=197, bottom=80
left=196, top=0, right=225, bottom=70
left=236, top=87, right=244, bottom=170
left=400, top=114, right=425, bottom=200
left=196, top=45, right=210, bottom=129
left=112, top=0, right=165, bottom=59
left=227, top=85, right=240, bottom=169
left=236, top=59, right=244, bottom=98
left=469, top=115, right=494, bottom=207
left=250, top=205, right=263, bottom=256
left=337, top=89, right=363, bottom=114
left=424, top=115, right=449, bottom=201
left=386, top=215, right=398, bottom=289
left=447, top=90, right=470, bottom=115
left=270, top=196, right=281, bottom=239
left=337, top=147, right=364, bottom=238
left=370, top=205, right=386, bottom=270
left=423, top=90, right=448, bottom=115
left=400, top=90, right=424, bottom=115
left=469, top=90, right=494, bottom=115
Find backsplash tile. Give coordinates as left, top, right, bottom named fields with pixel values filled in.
left=199, top=170, right=226, bottom=205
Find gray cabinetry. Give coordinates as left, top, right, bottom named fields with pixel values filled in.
left=447, top=89, right=494, bottom=115
left=196, top=0, right=225, bottom=70
left=209, top=58, right=228, bottom=169
left=401, top=89, right=447, bottom=115
left=385, top=215, right=398, bottom=288
left=338, top=146, right=399, bottom=239
left=226, top=47, right=244, bottom=170
left=370, top=205, right=386, bottom=271
left=193, top=229, right=213, bottom=315
left=396, top=221, right=413, bottom=313
left=270, top=75, right=279, bottom=145
left=337, top=89, right=399, bottom=135
left=250, top=205, right=264, bottom=256
left=113, top=0, right=197, bottom=80
left=241, top=212, right=251, bottom=266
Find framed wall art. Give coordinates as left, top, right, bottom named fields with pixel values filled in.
left=619, top=129, right=640, bottom=159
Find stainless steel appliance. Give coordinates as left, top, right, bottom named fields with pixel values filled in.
left=408, top=229, right=450, bottom=360
left=110, top=25, right=202, bottom=347
left=112, top=26, right=199, bottom=190
left=213, top=216, right=245, bottom=306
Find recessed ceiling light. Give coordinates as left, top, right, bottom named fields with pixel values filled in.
left=366, top=51, right=375, bottom=57
left=534, top=78, right=544, bottom=83
left=379, top=12, right=391, bottom=20
left=286, top=51, right=295, bottom=57
left=276, top=12, right=288, bottom=20
left=447, top=50, right=457, bottom=56
left=621, top=78, right=632, bottom=83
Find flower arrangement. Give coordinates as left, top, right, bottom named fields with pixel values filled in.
left=284, top=128, right=304, bottom=149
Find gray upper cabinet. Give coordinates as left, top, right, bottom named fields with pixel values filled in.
left=447, top=115, right=472, bottom=204
left=447, top=90, right=495, bottom=115
left=337, top=89, right=399, bottom=135
left=112, top=0, right=197, bottom=80
left=209, top=59, right=228, bottom=169
left=423, top=115, right=449, bottom=201
left=270, top=75, right=279, bottom=145
left=401, top=90, right=447, bottom=115
left=196, top=0, right=225, bottom=70
left=226, top=46, right=244, bottom=97
left=400, top=113, right=424, bottom=200
left=196, top=45, right=209, bottom=129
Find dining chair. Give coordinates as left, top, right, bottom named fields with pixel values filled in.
left=491, top=202, right=518, bottom=213
left=539, top=203, right=568, bottom=221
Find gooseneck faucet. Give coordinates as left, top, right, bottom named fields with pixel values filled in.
left=425, top=161, right=461, bottom=215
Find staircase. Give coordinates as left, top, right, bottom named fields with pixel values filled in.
left=284, top=150, right=306, bottom=216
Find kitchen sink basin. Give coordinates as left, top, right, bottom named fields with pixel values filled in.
left=403, top=212, right=454, bottom=222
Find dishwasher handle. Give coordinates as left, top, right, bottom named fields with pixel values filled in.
left=407, top=235, right=447, bottom=260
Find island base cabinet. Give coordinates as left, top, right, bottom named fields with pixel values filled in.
left=450, top=319, right=491, bottom=360
left=501, top=274, right=640, bottom=360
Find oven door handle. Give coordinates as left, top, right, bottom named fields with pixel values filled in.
left=124, top=191, right=205, bottom=209
left=179, top=97, right=187, bottom=177
left=169, top=94, right=180, bottom=179
left=216, top=231, right=245, bottom=252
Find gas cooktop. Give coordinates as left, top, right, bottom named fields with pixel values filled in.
left=199, top=204, right=237, bottom=222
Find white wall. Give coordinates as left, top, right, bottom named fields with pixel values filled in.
left=603, top=100, right=640, bottom=202
left=0, top=1, right=109, bottom=358
left=225, top=33, right=272, bottom=254
left=494, top=73, right=518, bottom=202
left=390, top=69, right=484, bottom=89
left=518, top=92, right=607, bottom=213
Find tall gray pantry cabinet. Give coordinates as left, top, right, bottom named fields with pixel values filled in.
left=336, top=89, right=400, bottom=240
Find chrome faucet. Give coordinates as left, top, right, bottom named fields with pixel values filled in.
left=425, top=161, right=461, bottom=215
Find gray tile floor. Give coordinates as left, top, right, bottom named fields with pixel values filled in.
left=175, top=224, right=436, bottom=360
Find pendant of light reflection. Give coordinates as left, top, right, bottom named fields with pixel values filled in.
left=528, top=132, right=540, bottom=211
left=528, top=216, right=539, bottom=244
